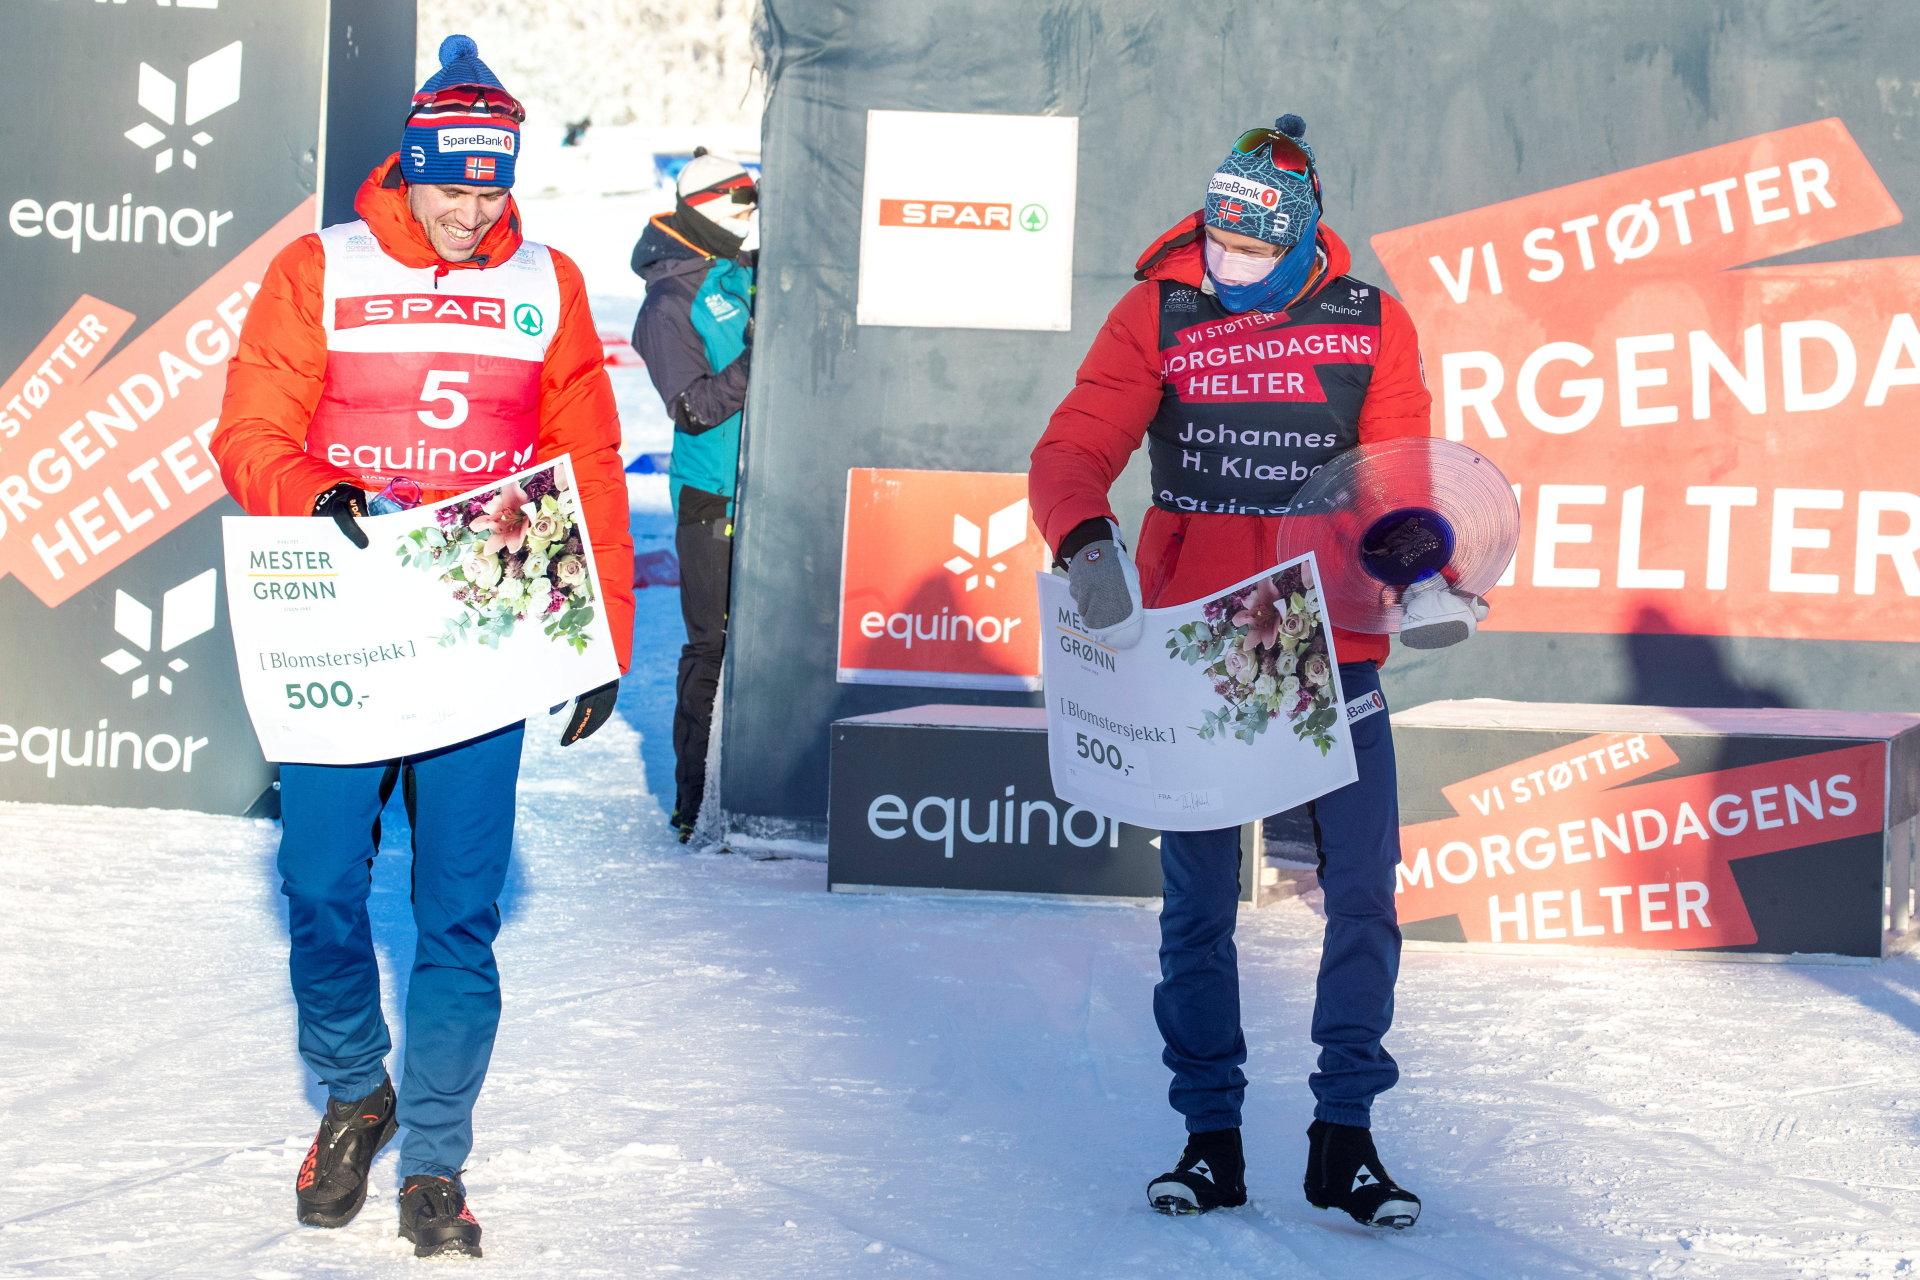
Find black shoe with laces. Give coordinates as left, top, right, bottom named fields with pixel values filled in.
left=1303, top=1119, right=1421, bottom=1229
left=398, top=1175, right=483, bottom=1258
left=1145, top=1126, right=1247, bottom=1214
left=294, top=1077, right=398, bottom=1228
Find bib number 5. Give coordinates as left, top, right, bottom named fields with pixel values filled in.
left=417, top=369, right=471, bottom=429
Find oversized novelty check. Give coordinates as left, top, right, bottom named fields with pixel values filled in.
left=224, top=457, right=619, bottom=764
left=1038, top=554, right=1358, bottom=831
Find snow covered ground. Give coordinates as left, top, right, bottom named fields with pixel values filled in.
left=6, top=158, right=1920, bottom=1280
left=5, top=741, right=1920, bottom=1278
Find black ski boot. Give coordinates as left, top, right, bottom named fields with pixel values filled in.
left=1303, top=1119, right=1421, bottom=1229
left=294, top=1076, right=398, bottom=1227
left=1146, top=1127, right=1247, bottom=1214
left=398, top=1175, right=483, bottom=1258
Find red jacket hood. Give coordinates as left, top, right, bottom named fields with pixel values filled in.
left=354, top=153, right=526, bottom=271
left=1133, top=210, right=1353, bottom=297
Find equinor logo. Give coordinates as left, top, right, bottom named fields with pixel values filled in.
left=866, top=785, right=1123, bottom=858
left=123, top=41, right=244, bottom=174
left=99, top=569, right=217, bottom=698
left=944, top=499, right=1027, bottom=592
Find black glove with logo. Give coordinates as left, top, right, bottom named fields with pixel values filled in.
left=312, top=483, right=369, bottom=549
left=562, top=680, right=620, bottom=746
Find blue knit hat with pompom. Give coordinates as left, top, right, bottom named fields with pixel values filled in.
left=1203, top=114, right=1321, bottom=247
left=400, top=35, right=523, bottom=188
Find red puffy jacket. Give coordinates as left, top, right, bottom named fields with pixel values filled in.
left=1028, top=213, right=1432, bottom=667
left=211, top=156, right=635, bottom=671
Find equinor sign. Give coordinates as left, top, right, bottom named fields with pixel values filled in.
left=836, top=468, right=1048, bottom=691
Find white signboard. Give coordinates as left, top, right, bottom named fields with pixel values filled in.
left=223, top=458, right=619, bottom=764
left=857, top=109, right=1078, bottom=331
left=1038, top=556, right=1359, bottom=831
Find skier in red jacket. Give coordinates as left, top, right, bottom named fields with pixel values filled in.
left=212, top=36, right=633, bottom=1258
left=1030, top=116, right=1429, bottom=1228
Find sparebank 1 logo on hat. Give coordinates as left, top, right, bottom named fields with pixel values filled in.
left=944, top=500, right=1028, bottom=592
left=123, top=41, right=244, bottom=174
left=437, top=128, right=515, bottom=155
left=99, top=569, right=218, bottom=699
left=1207, top=173, right=1283, bottom=210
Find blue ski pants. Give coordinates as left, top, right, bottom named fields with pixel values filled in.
left=276, top=722, right=524, bottom=1180
left=1155, top=661, right=1402, bottom=1132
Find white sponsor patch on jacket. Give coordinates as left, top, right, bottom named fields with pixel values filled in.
left=1345, top=689, right=1386, bottom=724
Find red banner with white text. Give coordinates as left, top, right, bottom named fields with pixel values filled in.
left=1373, top=119, right=1919, bottom=643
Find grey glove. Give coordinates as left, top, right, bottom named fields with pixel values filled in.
left=1061, top=518, right=1145, bottom=649
left=1398, top=581, right=1491, bottom=649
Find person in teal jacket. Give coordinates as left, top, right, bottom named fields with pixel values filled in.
left=630, top=149, right=756, bottom=839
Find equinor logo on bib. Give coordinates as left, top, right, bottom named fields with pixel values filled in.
left=307, top=351, right=540, bottom=491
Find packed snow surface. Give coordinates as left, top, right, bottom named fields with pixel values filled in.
left=4, top=706, right=1920, bottom=1278
left=6, top=150, right=1920, bottom=1280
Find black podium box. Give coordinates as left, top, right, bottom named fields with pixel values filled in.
left=827, top=705, right=1258, bottom=903
left=1392, top=702, right=1920, bottom=959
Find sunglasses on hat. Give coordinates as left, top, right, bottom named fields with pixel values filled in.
left=1231, top=126, right=1322, bottom=207
left=409, top=84, right=527, bottom=124
left=685, top=173, right=758, bottom=208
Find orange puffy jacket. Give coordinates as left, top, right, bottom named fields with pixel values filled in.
left=1028, top=213, right=1432, bottom=667
left=212, top=156, right=634, bottom=672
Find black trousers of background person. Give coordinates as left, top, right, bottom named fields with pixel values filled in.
left=673, top=501, right=733, bottom=829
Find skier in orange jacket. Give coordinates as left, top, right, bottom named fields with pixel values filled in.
left=211, top=35, right=632, bottom=1258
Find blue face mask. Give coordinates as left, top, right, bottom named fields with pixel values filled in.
left=1206, top=217, right=1320, bottom=313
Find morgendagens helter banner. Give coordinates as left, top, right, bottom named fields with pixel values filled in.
left=0, top=1, right=327, bottom=811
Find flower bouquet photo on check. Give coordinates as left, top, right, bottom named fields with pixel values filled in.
left=223, top=456, right=620, bottom=767
left=1166, top=559, right=1340, bottom=754
left=1037, top=552, right=1357, bottom=832
left=396, top=462, right=600, bottom=655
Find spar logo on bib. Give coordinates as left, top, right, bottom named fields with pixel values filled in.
left=838, top=468, right=1048, bottom=691
left=335, top=294, right=508, bottom=330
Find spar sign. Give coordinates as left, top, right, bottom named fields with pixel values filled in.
left=1372, top=119, right=1918, bottom=643
left=1391, top=702, right=1920, bottom=958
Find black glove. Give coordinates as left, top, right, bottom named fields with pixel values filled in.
left=312, top=483, right=369, bottom=549
left=561, top=680, right=620, bottom=746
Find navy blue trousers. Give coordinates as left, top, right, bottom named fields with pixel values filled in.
left=1155, top=661, right=1402, bottom=1132
left=277, top=722, right=524, bottom=1180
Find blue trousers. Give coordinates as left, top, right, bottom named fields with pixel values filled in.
left=277, top=722, right=524, bottom=1180
left=1155, top=662, right=1402, bottom=1132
